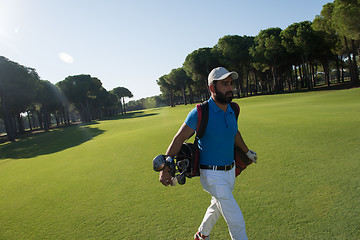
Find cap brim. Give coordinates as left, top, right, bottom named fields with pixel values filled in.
left=214, top=71, right=238, bottom=81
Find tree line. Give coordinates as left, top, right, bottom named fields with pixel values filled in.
left=1, top=0, right=359, bottom=141
left=0, top=56, right=133, bottom=141
left=156, top=0, right=359, bottom=107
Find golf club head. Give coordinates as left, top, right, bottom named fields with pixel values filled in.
left=153, top=155, right=166, bottom=172
left=177, top=172, right=186, bottom=185
left=177, top=159, right=190, bottom=172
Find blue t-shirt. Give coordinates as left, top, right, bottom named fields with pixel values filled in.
left=185, top=98, right=238, bottom=166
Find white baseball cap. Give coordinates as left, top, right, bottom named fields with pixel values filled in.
left=208, top=67, right=238, bottom=86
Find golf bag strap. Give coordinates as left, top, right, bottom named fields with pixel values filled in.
left=229, top=102, right=240, bottom=121
left=188, top=101, right=208, bottom=177
left=196, top=101, right=209, bottom=139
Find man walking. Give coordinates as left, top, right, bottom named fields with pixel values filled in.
left=159, top=67, right=257, bottom=240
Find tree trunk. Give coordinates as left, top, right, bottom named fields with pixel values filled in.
left=306, top=61, right=312, bottom=90
left=288, top=69, right=292, bottom=91
left=279, top=73, right=284, bottom=93
left=311, top=63, right=316, bottom=87
left=85, top=98, right=91, bottom=121
left=235, top=79, right=241, bottom=98
left=169, top=93, right=174, bottom=107
left=203, top=77, right=210, bottom=99
left=254, top=72, right=258, bottom=94
left=335, top=57, right=341, bottom=83
left=322, top=60, right=331, bottom=87
left=122, top=97, right=127, bottom=114
left=271, top=64, right=279, bottom=93
left=298, top=64, right=305, bottom=88
left=245, top=72, right=250, bottom=96
left=43, top=107, right=49, bottom=132
left=31, top=112, right=37, bottom=129
left=294, top=65, right=299, bottom=91
left=266, top=73, right=272, bottom=93
left=246, top=69, right=252, bottom=96
left=1, top=99, right=16, bottom=141
left=62, top=104, right=70, bottom=125
left=37, top=110, right=43, bottom=129
left=119, top=98, right=124, bottom=114
left=302, top=57, right=310, bottom=90
left=27, top=111, right=33, bottom=131
left=187, top=82, right=194, bottom=104
left=344, top=36, right=355, bottom=82
left=182, top=88, right=187, bottom=105
left=60, top=111, right=64, bottom=125
left=351, top=40, right=359, bottom=83
left=55, top=113, right=60, bottom=127
left=340, top=55, right=345, bottom=83
left=16, top=113, right=24, bottom=134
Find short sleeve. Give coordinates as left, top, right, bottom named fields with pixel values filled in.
left=184, top=107, right=198, bottom=131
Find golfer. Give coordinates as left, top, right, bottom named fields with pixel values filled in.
left=159, top=67, right=257, bottom=240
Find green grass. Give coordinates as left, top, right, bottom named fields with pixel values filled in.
left=0, top=88, right=359, bottom=239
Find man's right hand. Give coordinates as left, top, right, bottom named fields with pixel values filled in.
left=159, top=165, right=173, bottom=186
left=160, top=123, right=194, bottom=186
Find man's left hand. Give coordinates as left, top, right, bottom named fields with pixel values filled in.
left=246, top=150, right=257, bottom=163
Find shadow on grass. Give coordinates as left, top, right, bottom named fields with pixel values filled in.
left=0, top=125, right=105, bottom=159
left=102, top=111, right=159, bottom=121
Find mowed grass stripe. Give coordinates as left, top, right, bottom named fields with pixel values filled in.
left=0, top=88, right=359, bottom=239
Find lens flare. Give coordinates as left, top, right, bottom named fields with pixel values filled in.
left=59, top=52, right=74, bottom=64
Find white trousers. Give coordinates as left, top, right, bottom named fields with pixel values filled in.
left=198, top=167, right=248, bottom=240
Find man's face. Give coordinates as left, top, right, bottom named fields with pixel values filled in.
left=213, top=76, right=234, bottom=104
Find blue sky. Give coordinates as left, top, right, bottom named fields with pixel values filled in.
left=0, top=0, right=331, bottom=100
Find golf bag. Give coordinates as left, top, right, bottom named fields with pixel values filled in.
left=176, top=142, right=197, bottom=178
left=152, top=143, right=197, bottom=185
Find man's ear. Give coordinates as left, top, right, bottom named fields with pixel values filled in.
left=209, top=84, right=215, bottom=94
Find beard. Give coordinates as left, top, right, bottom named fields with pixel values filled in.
left=214, top=88, right=233, bottom=104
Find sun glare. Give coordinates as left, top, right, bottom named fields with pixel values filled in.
left=59, top=52, right=74, bottom=64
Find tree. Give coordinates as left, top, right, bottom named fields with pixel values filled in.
left=89, top=87, right=113, bottom=119
left=35, top=80, right=65, bottom=131
left=127, top=95, right=166, bottom=111
left=157, top=75, right=175, bottom=107
left=167, top=68, right=192, bottom=105
left=0, top=56, right=40, bottom=140
left=282, top=21, right=338, bottom=88
left=215, top=35, right=255, bottom=97
left=332, top=0, right=360, bottom=83
left=111, top=87, right=133, bottom=114
left=313, top=3, right=344, bottom=84
left=332, top=0, right=360, bottom=41
left=57, top=74, right=103, bottom=122
left=281, top=22, right=304, bottom=90
left=294, top=21, right=324, bottom=89
left=183, top=47, right=222, bottom=100
left=250, top=28, right=287, bottom=93
left=105, top=91, right=119, bottom=117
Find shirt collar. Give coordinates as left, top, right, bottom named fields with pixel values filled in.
left=208, top=97, right=234, bottom=114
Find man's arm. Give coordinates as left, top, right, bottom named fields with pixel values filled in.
left=235, top=130, right=249, bottom=153
left=235, top=130, right=258, bottom=163
left=159, top=123, right=195, bottom=186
